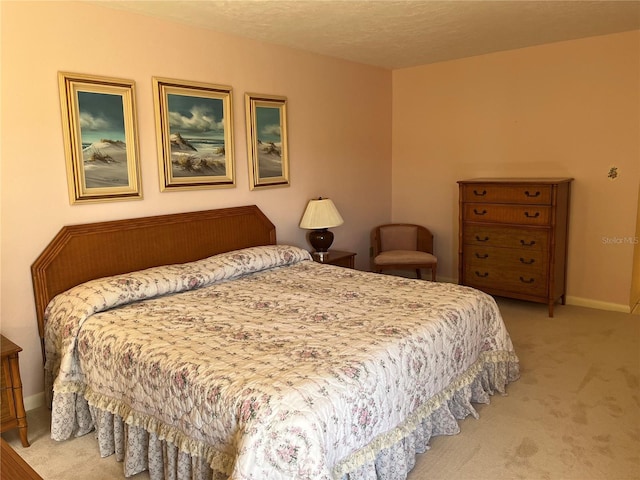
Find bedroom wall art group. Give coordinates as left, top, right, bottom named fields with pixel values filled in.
left=58, top=72, right=290, bottom=204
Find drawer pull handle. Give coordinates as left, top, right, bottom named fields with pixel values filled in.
left=476, top=235, right=490, bottom=242
left=525, top=190, right=541, bottom=198
left=524, top=211, right=540, bottom=218
left=474, top=209, right=488, bottom=216
left=520, top=239, right=536, bottom=247
left=475, top=253, right=489, bottom=259
left=475, top=271, right=489, bottom=278
left=519, top=276, right=535, bottom=284
left=473, top=189, right=487, bottom=196
left=520, top=258, right=535, bottom=265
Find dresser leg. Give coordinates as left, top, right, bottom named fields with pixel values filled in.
left=17, top=424, right=30, bottom=447
left=8, top=354, right=30, bottom=447
left=548, top=302, right=554, bottom=318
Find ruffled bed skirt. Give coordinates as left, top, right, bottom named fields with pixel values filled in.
left=57, top=353, right=519, bottom=480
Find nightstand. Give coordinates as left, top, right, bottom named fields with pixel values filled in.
left=1, top=335, right=29, bottom=447
left=312, top=250, right=356, bottom=269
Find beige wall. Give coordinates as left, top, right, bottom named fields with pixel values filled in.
left=392, top=31, right=640, bottom=311
left=0, top=1, right=392, bottom=399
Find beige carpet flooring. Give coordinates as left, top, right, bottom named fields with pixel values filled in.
left=3, top=298, right=639, bottom=480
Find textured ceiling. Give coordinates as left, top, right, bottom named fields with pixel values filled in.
left=94, top=0, right=640, bottom=69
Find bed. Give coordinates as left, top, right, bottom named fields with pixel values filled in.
left=32, top=205, right=519, bottom=480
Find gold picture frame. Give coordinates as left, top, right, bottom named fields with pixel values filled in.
left=58, top=72, right=142, bottom=204
left=153, top=77, right=235, bottom=191
left=245, top=93, right=289, bottom=190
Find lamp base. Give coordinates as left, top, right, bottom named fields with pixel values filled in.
left=312, top=251, right=329, bottom=262
left=308, top=228, right=334, bottom=253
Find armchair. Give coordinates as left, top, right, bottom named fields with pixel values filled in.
left=371, top=223, right=437, bottom=281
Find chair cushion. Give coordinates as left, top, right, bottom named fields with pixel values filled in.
left=374, top=250, right=437, bottom=266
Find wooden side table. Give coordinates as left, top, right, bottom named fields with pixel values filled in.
left=312, top=250, right=356, bottom=269
left=1, top=335, right=29, bottom=447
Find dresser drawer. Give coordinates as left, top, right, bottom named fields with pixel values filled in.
left=463, top=264, right=547, bottom=296
left=1, top=387, right=13, bottom=422
left=464, top=204, right=551, bottom=225
left=461, top=183, right=552, bottom=205
left=463, top=225, right=548, bottom=250
left=1, top=361, right=14, bottom=423
left=464, top=245, right=546, bottom=273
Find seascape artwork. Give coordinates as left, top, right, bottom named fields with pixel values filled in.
left=78, top=91, right=130, bottom=188
left=59, top=72, right=141, bottom=203
left=255, top=105, right=284, bottom=178
left=167, top=94, right=227, bottom=177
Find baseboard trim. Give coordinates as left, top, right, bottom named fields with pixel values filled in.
left=565, top=296, right=631, bottom=314
left=24, top=392, right=45, bottom=412
left=442, top=281, right=633, bottom=313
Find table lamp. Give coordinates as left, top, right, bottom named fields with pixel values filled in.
left=299, top=197, right=344, bottom=255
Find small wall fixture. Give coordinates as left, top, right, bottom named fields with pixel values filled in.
left=299, top=197, right=344, bottom=254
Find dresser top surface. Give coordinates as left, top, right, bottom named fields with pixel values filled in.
left=458, top=177, right=574, bottom=184
left=1, top=335, right=22, bottom=356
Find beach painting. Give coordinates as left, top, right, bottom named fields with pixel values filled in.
left=245, top=93, right=289, bottom=190
left=153, top=78, right=234, bottom=190
left=58, top=72, right=141, bottom=204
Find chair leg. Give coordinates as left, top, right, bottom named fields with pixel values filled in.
left=431, top=266, right=436, bottom=282
left=416, top=269, right=422, bottom=279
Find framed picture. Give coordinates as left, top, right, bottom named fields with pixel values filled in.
left=245, top=93, right=289, bottom=190
left=58, top=72, right=142, bottom=204
left=153, top=77, right=234, bottom=191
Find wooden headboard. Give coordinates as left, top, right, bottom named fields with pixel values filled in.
left=31, top=205, right=276, bottom=348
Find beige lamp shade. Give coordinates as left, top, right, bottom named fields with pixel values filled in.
left=299, top=198, right=344, bottom=229
left=299, top=198, right=344, bottom=253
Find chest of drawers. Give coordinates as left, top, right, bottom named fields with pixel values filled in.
left=458, top=178, right=572, bottom=317
left=1, top=335, right=29, bottom=447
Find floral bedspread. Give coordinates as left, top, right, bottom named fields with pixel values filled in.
left=44, top=245, right=519, bottom=479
